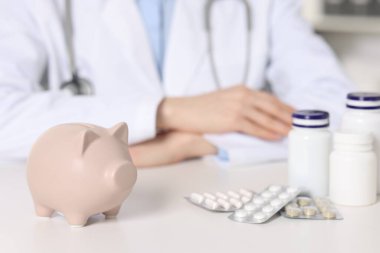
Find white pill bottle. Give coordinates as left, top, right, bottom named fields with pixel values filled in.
left=329, top=132, right=377, bottom=206
left=341, top=92, right=380, bottom=193
left=288, top=110, right=331, bottom=196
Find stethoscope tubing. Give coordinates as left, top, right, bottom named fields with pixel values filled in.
left=205, top=0, right=253, bottom=89
left=61, top=0, right=94, bottom=95
left=61, top=0, right=253, bottom=94
left=64, top=0, right=77, bottom=77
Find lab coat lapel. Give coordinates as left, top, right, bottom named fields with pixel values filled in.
left=165, top=0, right=273, bottom=95
left=102, top=0, right=161, bottom=86
left=164, top=0, right=207, bottom=96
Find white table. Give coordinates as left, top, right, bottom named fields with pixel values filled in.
left=0, top=160, right=379, bottom=253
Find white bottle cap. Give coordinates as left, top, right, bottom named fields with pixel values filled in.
left=333, top=131, right=374, bottom=152
left=334, top=131, right=373, bottom=145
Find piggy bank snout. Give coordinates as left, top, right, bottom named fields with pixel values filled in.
left=107, top=162, right=137, bottom=190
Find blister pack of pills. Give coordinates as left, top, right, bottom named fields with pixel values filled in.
left=282, top=196, right=343, bottom=220
left=185, top=189, right=254, bottom=212
left=228, top=185, right=300, bottom=224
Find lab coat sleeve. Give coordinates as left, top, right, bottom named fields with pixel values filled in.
left=205, top=0, right=353, bottom=167
left=0, top=4, right=162, bottom=160
left=204, top=133, right=288, bottom=167
left=267, top=0, right=354, bottom=128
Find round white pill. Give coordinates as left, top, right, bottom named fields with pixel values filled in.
left=253, top=197, right=265, bottom=205
left=262, top=205, right=274, bottom=213
left=217, top=199, right=231, bottom=210
left=279, top=192, right=290, bottom=200
left=228, top=191, right=241, bottom=199
left=286, top=187, right=299, bottom=194
left=261, top=191, right=273, bottom=199
left=216, top=192, right=228, bottom=200
left=244, top=203, right=257, bottom=212
left=203, top=193, right=216, bottom=200
left=230, top=198, right=243, bottom=209
left=234, top=209, right=248, bottom=218
left=190, top=193, right=204, bottom=204
left=204, top=199, right=219, bottom=210
left=241, top=196, right=251, bottom=204
left=253, top=212, right=266, bottom=221
left=269, top=185, right=282, bottom=193
left=239, top=188, right=253, bottom=198
left=270, top=199, right=282, bottom=207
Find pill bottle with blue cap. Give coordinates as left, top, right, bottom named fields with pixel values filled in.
left=288, top=110, right=331, bottom=196
left=341, top=92, right=380, bottom=193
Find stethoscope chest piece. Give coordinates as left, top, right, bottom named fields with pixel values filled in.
left=61, top=0, right=94, bottom=96
left=60, top=73, right=93, bottom=96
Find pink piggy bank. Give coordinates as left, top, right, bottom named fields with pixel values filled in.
left=27, top=122, right=137, bottom=227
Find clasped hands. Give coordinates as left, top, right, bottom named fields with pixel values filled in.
left=130, top=85, right=294, bottom=167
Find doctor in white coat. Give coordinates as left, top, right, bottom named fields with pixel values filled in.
left=0, top=0, right=351, bottom=167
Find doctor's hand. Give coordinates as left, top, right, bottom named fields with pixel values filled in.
left=129, top=132, right=217, bottom=168
left=157, top=85, right=294, bottom=140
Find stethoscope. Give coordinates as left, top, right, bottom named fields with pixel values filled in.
left=60, top=0, right=253, bottom=95
left=60, top=0, right=93, bottom=95
left=205, top=0, right=253, bottom=89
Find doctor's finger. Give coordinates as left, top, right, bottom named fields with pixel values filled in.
left=248, top=93, right=294, bottom=125
left=254, top=91, right=294, bottom=113
left=256, top=91, right=294, bottom=113
left=238, top=120, right=282, bottom=141
left=242, top=108, right=291, bottom=136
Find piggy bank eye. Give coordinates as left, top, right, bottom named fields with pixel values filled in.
left=109, top=122, right=129, bottom=144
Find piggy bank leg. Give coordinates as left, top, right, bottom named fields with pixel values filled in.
left=35, top=203, right=54, bottom=218
left=103, top=205, right=121, bottom=219
left=64, top=213, right=89, bottom=228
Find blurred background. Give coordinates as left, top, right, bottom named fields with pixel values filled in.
left=303, top=0, right=380, bottom=92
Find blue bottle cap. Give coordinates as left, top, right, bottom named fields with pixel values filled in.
left=292, top=110, right=329, bottom=128
left=347, top=92, right=380, bottom=101
left=347, top=92, right=380, bottom=110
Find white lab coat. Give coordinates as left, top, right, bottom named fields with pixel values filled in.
left=0, top=0, right=351, bottom=164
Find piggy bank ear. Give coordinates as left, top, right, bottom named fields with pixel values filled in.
left=109, top=122, right=129, bottom=144
left=78, top=129, right=99, bottom=155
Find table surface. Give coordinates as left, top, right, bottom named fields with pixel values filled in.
left=0, top=160, right=379, bottom=253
